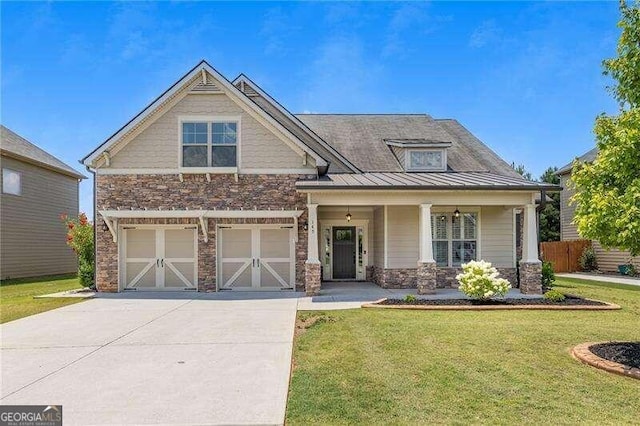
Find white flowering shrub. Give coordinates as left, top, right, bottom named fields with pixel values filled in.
left=456, top=260, right=511, bottom=300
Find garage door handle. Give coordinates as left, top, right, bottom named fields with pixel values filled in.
left=252, top=258, right=255, bottom=268
left=157, top=259, right=160, bottom=267
left=257, top=259, right=260, bottom=267
left=161, top=259, right=164, bottom=267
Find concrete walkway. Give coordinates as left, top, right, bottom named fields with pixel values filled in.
left=297, top=281, right=541, bottom=310
left=557, top=272, right=640, bottom=287
left=1, top=292, right=297, bottom=425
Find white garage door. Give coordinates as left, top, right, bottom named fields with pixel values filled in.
left=218, top=225, right=295, bottom=290
left=122, top=227, right=197, bottom=290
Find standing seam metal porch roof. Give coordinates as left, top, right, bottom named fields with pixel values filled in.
left=296, top=172, right=559, bottom=191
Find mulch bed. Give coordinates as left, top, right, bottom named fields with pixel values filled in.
left=363, top=295, right=620, bottom=311
left=379, top=295, right=607, bottom=306
left=572, top=342, right=640, bottom=380
left=590, top=342, right=640, bottom=370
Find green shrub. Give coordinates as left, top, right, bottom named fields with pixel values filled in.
left=579, top=246, right=598, bottom=271
left=404, top=294, right=417, bottom=303
left=456, top=260, right=511, bottom=300
left=543, top=289, right=566, bottom=302
left=542, top=261, right=555, bottom=289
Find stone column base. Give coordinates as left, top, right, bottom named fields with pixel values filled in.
left=305, top=262, right=321, bottom=296
left=519, top=261, right=543, bottom=294
left=417, top=261, right=437, bottom=295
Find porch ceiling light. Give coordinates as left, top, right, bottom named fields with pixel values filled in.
left=346, top=206, right=352, bottom=222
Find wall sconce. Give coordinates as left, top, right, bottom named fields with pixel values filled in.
left=102, top=220, right=109, bottom=232
left=346, top=206, right=352, bottom=222
left=302, top=221, right=308, bottom=231
left=454, top=208, right=460, bottom=218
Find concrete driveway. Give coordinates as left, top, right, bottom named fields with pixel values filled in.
left=0, top=292, right=298, bottom=425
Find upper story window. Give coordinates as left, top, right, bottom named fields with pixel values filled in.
left=2, top=168, right=21, bottom=195
left=408, top=149, right=446, bottom=171
left=181, top=120, right=238, bottom=168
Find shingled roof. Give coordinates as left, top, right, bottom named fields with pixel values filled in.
left=557, top=147, right=598, bottom=175
left=295, top=114, right=524, bottom=179
left=1, top=126, right=86, bottom=179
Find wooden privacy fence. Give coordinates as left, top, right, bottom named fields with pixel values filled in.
left=540, top=240, right=591, bottom=273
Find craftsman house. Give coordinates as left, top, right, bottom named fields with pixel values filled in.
left=81, top=60, right=556, bottom=295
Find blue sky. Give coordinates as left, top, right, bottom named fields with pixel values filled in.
left=1, top=1, right=621, bottom=215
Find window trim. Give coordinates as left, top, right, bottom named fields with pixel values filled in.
left=430, top=209, right=482, bottom=267
left=2, top=168, right=22, bottom=196
left=405, top=148, right=447, bottom=172
left=178, top=115, right=241, bottom=172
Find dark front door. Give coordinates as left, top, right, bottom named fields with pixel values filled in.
left=332, top=227, right=356, bottom=279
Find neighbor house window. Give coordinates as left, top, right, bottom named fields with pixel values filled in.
left=2, top=169, right=21, bottom=195
left=431, top=212, right=478, bottom=267
left=408, top=149, right=445, bottom=171
left=181, top=121, right=238, bottom=168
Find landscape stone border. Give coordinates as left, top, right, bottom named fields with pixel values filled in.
left=572, top=342, right=640, bottom=380
left=361, top=298, right=620, bottom=311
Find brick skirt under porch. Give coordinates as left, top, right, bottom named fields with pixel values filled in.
left=370, top=265, right=519, bottom=290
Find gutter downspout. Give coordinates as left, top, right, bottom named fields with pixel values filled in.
left=84, top=164, right=97, bottom=289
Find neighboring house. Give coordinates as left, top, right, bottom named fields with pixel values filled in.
left=81, top=60, right=556, bottom=295
left=1, top=126, right=86, bottom=279
left=558, top=148, right=639, bottom=272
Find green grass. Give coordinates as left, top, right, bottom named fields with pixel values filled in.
left=0, top=274, right=85, bottom=323
left=287, top=278, right=640, bottom=425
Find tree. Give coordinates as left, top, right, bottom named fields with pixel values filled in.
left=539, top=166, right=560, bottom=242
left=512, top=163, right=533, bottom=181
left=61, top=213, right=95, bottom=287
left=571, top=0, right=640, bottom=256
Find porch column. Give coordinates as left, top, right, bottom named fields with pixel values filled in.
left=417, top=203, right=437, bottom=294
left=305, top=203, right=321, bottom=296
left=520, top=203, right=542, bottom=294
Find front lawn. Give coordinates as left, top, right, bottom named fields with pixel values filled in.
left=0, top=274, right=85, bottom=323
left=287, top=278, right=640, bottom=424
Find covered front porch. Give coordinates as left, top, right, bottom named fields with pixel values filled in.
left=302, top=187, right=545, bottom=296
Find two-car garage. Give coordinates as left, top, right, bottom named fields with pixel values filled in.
left=119, top=223, right=296, bottom=291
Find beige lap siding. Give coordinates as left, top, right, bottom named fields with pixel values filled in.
left=0, top=156, right=79, bottom=279
left=384, top=205, right=515, bottom=269
left=108, top=93, right=316, bottom=171
left=480, top=206, right=515, bottom=268
left=386, top=205, right=419, bottom=268
left=95, top=174, right=310, bottom=292
left=592, top=242, right=640, bottom=273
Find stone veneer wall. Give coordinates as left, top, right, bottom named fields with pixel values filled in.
left=370, top=266, right=518, bottom=290
left=519, top=261, right=543, bottom=294
left=95, top=174, right=312, bottom=292
left=371, top=266, right=417, bottom=288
